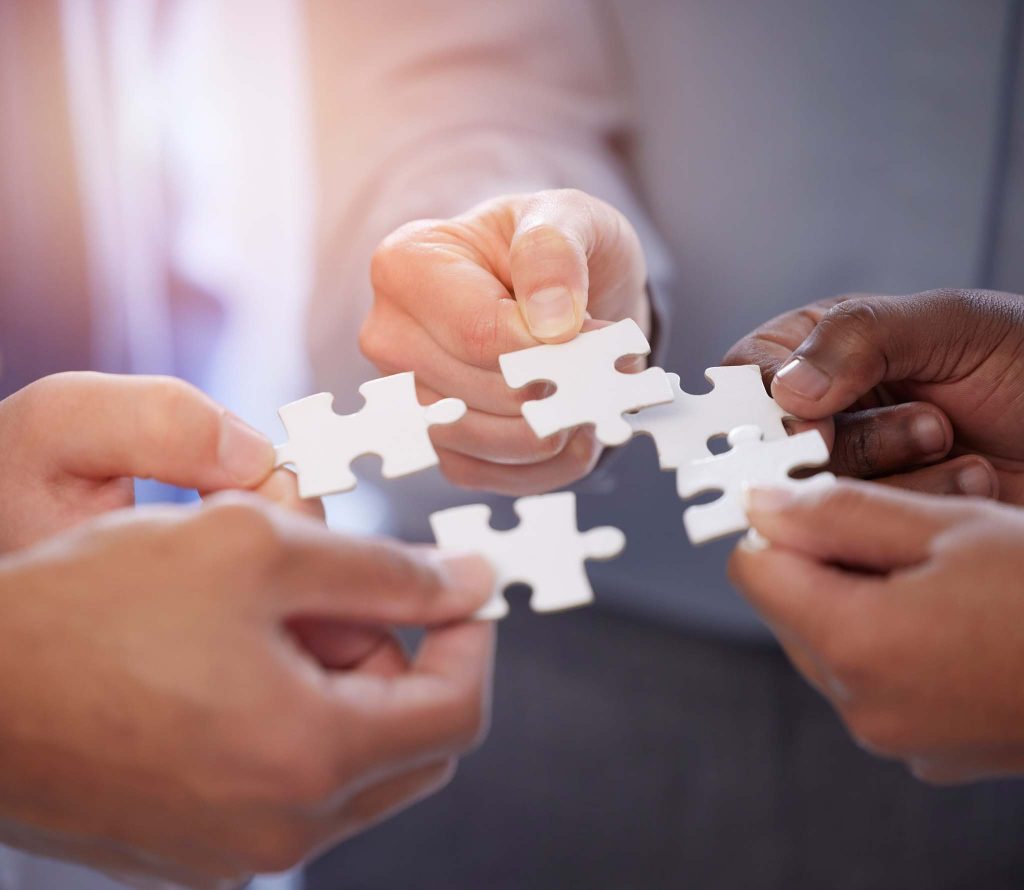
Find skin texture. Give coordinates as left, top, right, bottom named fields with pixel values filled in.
left=361, top=189, right=651, bottom=496
left=723, top=289, right=1024, bottom=501
left=725, top=289, right=1024, bottom=783
left=0, top=373, right=496, bottom=887
left=730, top=480, right=1024, bottom=785
left=0, top=371, right=317, bottom=554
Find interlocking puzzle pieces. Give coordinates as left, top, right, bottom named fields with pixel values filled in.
left=628, top=365, right=790, bottom=469
left=274, top=372, right=466, bottom=498
left=677, top=425, right=836, bottom=544
left=429, top=492, right=626, bottom=620
left=499, top=319, right=673, bottom=446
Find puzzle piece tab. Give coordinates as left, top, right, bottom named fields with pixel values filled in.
left=677, top=425, right=835, bottom=544
left=274, top=372, right=465, bottom=498
left=629, top=366, right=790, bottom=469
left=499, top=319, right=673, bottom=446
left=429, top=492, right=625, bottom=620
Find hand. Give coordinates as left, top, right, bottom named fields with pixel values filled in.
left=361, top=189, right=651, bottom=495
left=0, top=372, right=305, bottom=553
left=724, top=289, right=1024, bottom=501
left=730, top=480, right=1024, bottom=784
left=0, top=495, right=495, bottom=888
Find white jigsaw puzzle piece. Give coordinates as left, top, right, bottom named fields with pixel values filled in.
left=274, top=372, right=466, bottom=498
left=677, top=425, right=836, bottom=544
left=628, top=366, right=790, bottom=469
left=429, top=492, right=626, bottom=620
left=499, top=319, right=673, bottom=446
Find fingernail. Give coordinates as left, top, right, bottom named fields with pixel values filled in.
left=775, top=356, right=831, bottom=400
left=436, top=553, right=496, bottom=603
left=911, top=414, right=947, bottom=456
left=524, top=287, right=577, bottom=339
left=957, top=462, right=994, bottom=497
left=218, top=413, right=275, bottom=486
left=743, top=485, right=795, bottom=514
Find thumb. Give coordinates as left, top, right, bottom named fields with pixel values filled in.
left=770, top=291, right=971, bottom=418
left=33, top=372, right=274, bottom=491
left=509, top=190, right=644, bottom=343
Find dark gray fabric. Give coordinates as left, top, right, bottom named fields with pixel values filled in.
left=586, top=0, right=1018, bottom=634
left=307, top=606, right=1024, bottom=890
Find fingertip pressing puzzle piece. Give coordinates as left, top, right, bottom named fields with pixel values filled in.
left=677, top=425, right=835, bottom=544
left=274, top=372, right=466, bottom=498
left=429, top=491, right=626, bottom=620
left=628, top=366, right=790, bottom=469
left=499, top=319, right=673, bottom=446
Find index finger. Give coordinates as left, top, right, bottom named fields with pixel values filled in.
left=371, top=219, right=538, bottom=369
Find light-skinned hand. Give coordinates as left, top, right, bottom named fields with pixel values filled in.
left=361, top=189, right=651, bottom=495
left=0, top=495, right=495, bottom=888
left=0, top=371, right=320, bottom=554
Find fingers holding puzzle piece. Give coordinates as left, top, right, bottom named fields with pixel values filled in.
left=269, top=324, right=831, bottom=618
left=499, top=318, right=674, bottom=445
left=628, top=366, right=791, bottom=469
left=676, top=425, right=835, bottom=544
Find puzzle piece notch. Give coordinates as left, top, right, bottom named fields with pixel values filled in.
left=274, top=372, right=466, bottom=498
left=677, top=424, right=836, bottom=545
left=429, top=492, right=626, bottom=620
left=628, top=365, right=791, bottom=470
left=499, top=319, right=673, bottom=446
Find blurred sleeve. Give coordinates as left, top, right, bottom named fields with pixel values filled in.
left=304, top=0, right=672, bottom=395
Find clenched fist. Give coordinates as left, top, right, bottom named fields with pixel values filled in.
left=361, top=189, right=652, bottom=495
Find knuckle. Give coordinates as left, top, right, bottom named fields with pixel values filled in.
left=358, top=310, right=395, bottom=368
left=818, top=299, right=889, bottom=358
left=12, top=371, right=101, bottom=431
left=139, top=377, right=211, bottom=454
left=147, top=374, right=200, bottom=410
left=552, top=186, right=589, bottom=206
left=369, top=224, right=422, bottom=294
left=836, top=423, right=883, bottom=477
left=200, top=496, right=282, bottom=563
left=455, top=303, right=507, bottom=368
left=824, top=297, right=884, bottom=331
